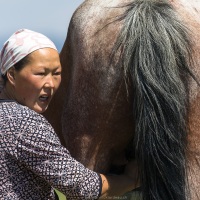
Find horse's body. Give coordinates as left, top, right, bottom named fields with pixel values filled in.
left=44, top=0, right=200, bottom=199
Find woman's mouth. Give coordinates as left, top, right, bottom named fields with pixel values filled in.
left=39, top=95, right=50, bottom=102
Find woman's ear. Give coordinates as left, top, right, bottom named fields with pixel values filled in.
left=7, top=67, right=16, bottom=85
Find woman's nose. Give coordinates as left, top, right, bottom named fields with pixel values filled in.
left=44, top=75, right=55, bottom=88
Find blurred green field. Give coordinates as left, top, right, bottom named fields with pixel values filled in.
left=55, top=189, right=142, bottom=200
left=55, top=189, right=66, bottom=200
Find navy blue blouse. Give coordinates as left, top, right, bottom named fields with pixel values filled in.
left=0, top=101, right=101, bottom=199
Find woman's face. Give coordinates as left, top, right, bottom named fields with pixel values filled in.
left=10, top=48, right=61, bottom=113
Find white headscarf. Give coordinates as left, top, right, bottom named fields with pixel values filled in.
left=0, top=29, right=57, bottom=91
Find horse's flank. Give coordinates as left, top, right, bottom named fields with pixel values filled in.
left=44, top=0, right=200, bottom=199
left=173, top=1, right=200, bottom=199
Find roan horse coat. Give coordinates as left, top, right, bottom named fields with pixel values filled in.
left=44, top=0, right=200, bottom=199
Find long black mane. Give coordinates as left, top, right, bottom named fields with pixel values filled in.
left=111, top=0, right=194, bottom=199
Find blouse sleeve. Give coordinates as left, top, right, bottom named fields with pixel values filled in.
left=7, top=105, right=102, bottom=199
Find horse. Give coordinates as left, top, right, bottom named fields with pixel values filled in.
left=44, top=0, right=200, bottom=199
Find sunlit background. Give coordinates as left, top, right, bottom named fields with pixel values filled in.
left=0, top=0, right=84, bottom=52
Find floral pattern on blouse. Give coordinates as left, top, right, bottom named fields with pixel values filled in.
left=0, top=101, right=101, bottom=200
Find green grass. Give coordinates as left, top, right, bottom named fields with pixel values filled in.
left=55, top=189, right=66, bottom=200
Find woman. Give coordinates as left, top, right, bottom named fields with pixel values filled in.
left=0, top=29, right=138, bottom=200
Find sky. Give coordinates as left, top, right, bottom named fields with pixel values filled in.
left=0, top=0, right=84, bottom=52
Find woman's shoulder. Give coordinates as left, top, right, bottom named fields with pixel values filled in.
left=0, top=101, right=52, bottom=130
left=0, top=100, right=59, bottom=143
left=1, top=100, right=41, bottom=117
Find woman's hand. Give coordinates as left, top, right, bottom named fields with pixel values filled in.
left=99, top=160, right=140, bottom=199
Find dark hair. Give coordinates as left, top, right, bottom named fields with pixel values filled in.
left=1, top=55, right=30, bottom=82
left=111, top=0, right=195, bottom=199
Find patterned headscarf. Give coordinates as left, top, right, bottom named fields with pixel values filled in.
left=0, top=29, right=57, bottom=91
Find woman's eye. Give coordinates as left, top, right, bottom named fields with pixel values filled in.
left=36, top=72, right=45, bottom=76
left=54, top=71, right=61, bottom=76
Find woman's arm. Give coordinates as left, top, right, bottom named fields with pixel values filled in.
left=8, top=106, right=139, bottom=199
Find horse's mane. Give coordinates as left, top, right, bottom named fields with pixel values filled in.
left=111, top=0, right=195, bottom=199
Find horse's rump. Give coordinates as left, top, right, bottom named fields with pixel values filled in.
left=44, top=0, right=200, bottom=199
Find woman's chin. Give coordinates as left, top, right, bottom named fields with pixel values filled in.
left=32, top=104, right=48, bottom=114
